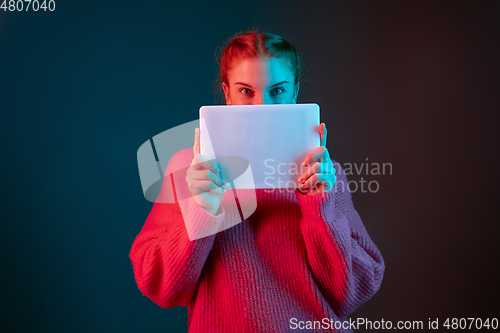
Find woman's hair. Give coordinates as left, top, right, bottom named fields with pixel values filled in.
left=215, top=30, right=301, bottom=101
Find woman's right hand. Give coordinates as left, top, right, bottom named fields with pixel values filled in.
left=186, top=128, right=228, bottom=216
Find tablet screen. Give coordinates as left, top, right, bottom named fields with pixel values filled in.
left=200, top=104, right=320, bottom=189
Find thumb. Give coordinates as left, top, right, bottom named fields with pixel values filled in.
left=193, top=128, right=200, bottom=155
left=320, top=123, right=328, bottom=147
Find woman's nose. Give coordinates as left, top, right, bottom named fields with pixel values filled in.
left=252, top=93, right=271, bottom=105
left=252, top=94, right=264, bottom=105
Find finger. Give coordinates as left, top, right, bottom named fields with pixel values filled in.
left=190, top=170, right=224, bottom=187
left=312, top=174, right=336, bottom=191
left=297, top=182, right=309, bottom=194
left=198, top=154, right=220, bottom=175
left=303, top=146, right=331, bottom=167
left=211, top=186, right=227, bottom=194
left=193, top=128, right=200, bottom=156
left=320, top=123, right=328, bottom=147
left=299, top=173, right=320, bottom=190
left=298, top=162, right=320, bottom=184
left=203, top=180, right=229, bottom=192
left=190, top=154, right=220, bottom=174
left=300, top=173, right=336, bottom=191
left=196, top=180, right=220, bottom=192
left=298, top=161, right=333, bottom=184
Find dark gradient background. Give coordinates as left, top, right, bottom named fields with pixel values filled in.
left=1, top=0, right=499, bottom=332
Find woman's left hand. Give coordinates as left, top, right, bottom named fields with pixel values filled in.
left=297, top=123, right=336, bottom=195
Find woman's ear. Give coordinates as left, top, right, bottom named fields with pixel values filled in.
left=292, top=82, right=300, bottom=104
left=222, top=82, right=231, bottom=105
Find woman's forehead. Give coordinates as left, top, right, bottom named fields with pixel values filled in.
left=228, top=57, right=294, bottom=86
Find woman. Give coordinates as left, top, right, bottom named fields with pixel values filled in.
left=129, top=31, right=385, bottom=332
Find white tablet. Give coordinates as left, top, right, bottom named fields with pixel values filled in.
left=199, top=103, right=320, bottom=189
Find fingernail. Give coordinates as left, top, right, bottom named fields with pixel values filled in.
left=301, top=183, right=307, bottom=188
left=298, top=177, right=303, bottom=183
left=303, top=160, right=308, bottom=166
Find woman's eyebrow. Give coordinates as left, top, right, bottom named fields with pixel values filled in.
left=233, top=81, right=290, bottom=88
left=269, top=81, right=289, bottom=87
left=234, top=82, right=253, bottom=88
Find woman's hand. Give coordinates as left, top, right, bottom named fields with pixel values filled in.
left=186, top=128, right=228, bottom=215
left=297, top=123, right=336, bottom=195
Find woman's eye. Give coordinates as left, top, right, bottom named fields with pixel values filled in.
left=240, top=88, right=253, bottom=96
left=270, top=87, right=285, bottom=96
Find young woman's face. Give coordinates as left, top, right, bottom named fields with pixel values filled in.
left=222, top=57, right=299, bottom=105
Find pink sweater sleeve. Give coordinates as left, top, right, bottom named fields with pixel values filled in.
left=129, top=152, right=226, bottom=308
left=296, top=161, right=385, bottom=317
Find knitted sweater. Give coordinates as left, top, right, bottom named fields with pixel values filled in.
left=129, top=148, right=385, bottom=332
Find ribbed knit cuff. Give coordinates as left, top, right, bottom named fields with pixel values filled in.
left=180, top=197, right=226, bottom=241
left=295, top=187, right=336, bottom=225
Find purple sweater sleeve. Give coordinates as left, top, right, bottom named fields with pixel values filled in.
left=296, top=161, right=385, bottom=317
